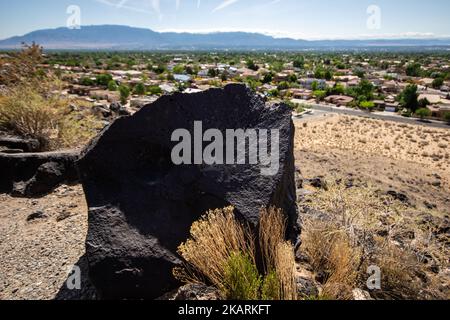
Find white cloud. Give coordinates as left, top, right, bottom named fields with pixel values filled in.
left=212, top=0, right=239, bottom=13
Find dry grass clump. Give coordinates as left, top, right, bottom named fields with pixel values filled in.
left=259, top=208, right=297, bottom=300
left=176, top=207, right=253, bottom=290
left=0, top=82, right=102, bottom=151
left=300, top=178, right=447, bottom=300
left=301, top=218, right=361, bottom=300
left=175, top=206, right=297, bottom=300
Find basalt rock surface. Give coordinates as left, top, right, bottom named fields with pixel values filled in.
left=77, top=84, right=299, bottom=299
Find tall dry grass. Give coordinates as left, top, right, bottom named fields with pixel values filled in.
left=0, top=82, right=102, bottom=151
left=175, top=206, right=297, bottom=300
left=300, top=178, right=448, bottom=300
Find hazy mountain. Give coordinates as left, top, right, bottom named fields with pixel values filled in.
left=1, top=25, right=449, bottom=50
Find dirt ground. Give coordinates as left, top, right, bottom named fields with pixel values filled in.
left=0, top=185, right=94, bottom=300
left=0, top=114, right=449, bottom=300
left=294, top=115, right=450, bottom=214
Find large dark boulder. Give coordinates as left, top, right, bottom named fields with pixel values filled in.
left=77, top=84, right=299, bottom=300
left=0, top=151, right=79, bottom=196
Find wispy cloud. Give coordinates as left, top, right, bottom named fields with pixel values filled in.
left=212, top=0, right=239, bottom=13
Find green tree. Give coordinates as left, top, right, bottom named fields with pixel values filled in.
left=418, top=97, right=430, bottom=109
left=133, top=82, right=146, bottom=95
left=432, top=78, right=444, bottom=89
left=415, top=108, right=431, bottom=120
left=79, top=77, right=95, bottom=86
left=311, top=81, right=319, bottom=91
left=119, top=85, right=130, bottom=104
left=359, top=101, right=375, bottom=111
left=277, top=81, right=289, bottom=91
left=444, top=112, right=450, bottom=124
left=313, top=90, right=326, bottom=101
left=148, top=85, right=162, bottom=95
left=399, top=84, right=419, bottom=112
left=406, top=63, right=421, bottom=77
left=262, top=73, right=273, bottom=84
left=293, top=58, right=304, bottom=69
left=247, top=60, right=259, bottom=71
left=96, top=73, right=113, bottom=87
left=173, top=64, right=185, bottom=74
left=107, top=80, right=118, bottom=91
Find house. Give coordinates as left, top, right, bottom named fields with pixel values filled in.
left=299, top=78, right=326, bottom=90
left=324, top=95, right=354, bottom=106
left=428, top=104, right=450, bottom=119
left=174, top=74, right=192, bottom=82
left=237, top=68, right=260, bottom=80
left=160, top=83, right=177, bottom=94
left=289, top=88, right=313, bottom=100
left=89, top=90, right=120, bottom=103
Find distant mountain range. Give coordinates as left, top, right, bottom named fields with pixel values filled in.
left=1, top=25, right=450, bottom=51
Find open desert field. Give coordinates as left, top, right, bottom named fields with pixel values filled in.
left=295, top=115, right=450, bottom=214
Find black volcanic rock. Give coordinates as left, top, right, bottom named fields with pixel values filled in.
left=77, top=84, right=299, bottom=300
left=0, top=151, right=79, bottom=197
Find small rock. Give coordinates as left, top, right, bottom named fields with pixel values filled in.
left=307, top=177, right=328, bottom=190
left=297, top=277, right=319, bottom=298
left=386, top=190, right=410, bottom=204
left=56, top=211, right=71, bottom=222
left=352, top=288, right=373, bottom=300
left=424, top=201, right=437, bottom=210
left=431, top=181, right=441, bottom=188
left=27, top=211, right=47, bottom=222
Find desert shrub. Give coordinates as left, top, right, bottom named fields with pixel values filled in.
left=301, top=219, right=361, bottom=300
left=175, top=207, right=297, bottom=300
left=366, top=238, right=423, bottom=300
left=0, top=43, right=44, bottom=86
left=0, top=82, right=101, bottom=151
left=261, top=271, right=280, bottom=300
left=223, top=252, right=261, bottom=300
left=175, top=207, right=253, bottom=293
left=301, top=179, right=447, bottom=300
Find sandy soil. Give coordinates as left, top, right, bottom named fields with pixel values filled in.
left=0, top=185, right=94, bottom=300
left=295, top=115, right=450, bottom=214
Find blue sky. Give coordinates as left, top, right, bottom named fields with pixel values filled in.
left=0, top=0, right=449, bottom=40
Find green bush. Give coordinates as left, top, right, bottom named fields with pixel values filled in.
left=415, top=108, right=431, bottom=120
left=119, top=85, right=130, bottom=104
left=107, top=80, right=118, bottom=91
left=359, top=101, right=375, bottom=111
left=223, top=252, right=261, bottom=300
left=148, top=85, right=162, bottom=96
left=444, top=112, right=450, bottom=124
left=261, top=271, right=281, bottom=300
left=133, top=82, right=146, bottom=95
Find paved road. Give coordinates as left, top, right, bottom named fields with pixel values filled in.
left=295, top=103, right=450, bottom=129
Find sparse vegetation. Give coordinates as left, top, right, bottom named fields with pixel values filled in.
left=175, top=207, right=297, bottom=300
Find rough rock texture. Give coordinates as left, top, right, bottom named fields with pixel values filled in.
left=77, top=84, right=299, bottom=300
left=0, top=151, right=79, bottom=197
left=0, top=136, right=40, bottom=153
left=157, top=284, right=222, bottom=301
